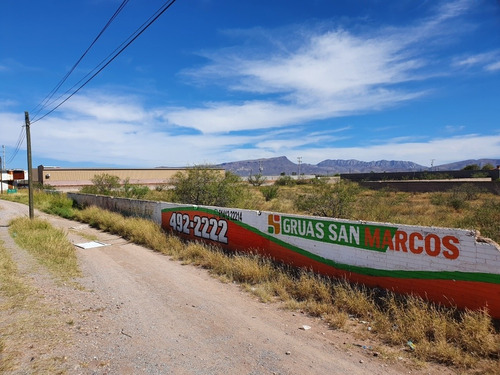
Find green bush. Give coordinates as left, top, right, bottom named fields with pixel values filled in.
left=260, top=185, right=279, bottom=201
left=274, top=176, right=296, bottom=186
left=80, top=173, right=120, bottom=195
left=295, top=180, right=361, bottom=218
left=170, top=166, right=247, bottom=207
left=248, top=174, right=267, bottom=186
left=122, top=178, right=149, bottom=199
left=34, top=191, right=76, bottom=219
left=430, top=185, right=481, bottom=211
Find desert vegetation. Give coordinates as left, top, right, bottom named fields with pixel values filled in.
left=2, top=174, right=500, bottom=372
left=67, top=171, right=500, bottom=244
left=0, top=221, right=77, bottom=373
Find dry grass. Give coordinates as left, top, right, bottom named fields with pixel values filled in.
left=0, top=239, right=69, bottom=374
left=71, top=204, right=500, bottom=372
left=3, top=190, right=500, bottom=372
left=9, top=217, right=80, bottom=280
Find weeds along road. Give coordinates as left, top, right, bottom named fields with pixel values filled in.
left=0, top=199, right=453, bottom=375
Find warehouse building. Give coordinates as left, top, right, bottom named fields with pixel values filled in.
left=37, top=165, right=224, bottom=192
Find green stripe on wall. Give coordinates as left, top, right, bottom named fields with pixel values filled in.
left=161, top=207, right=500, bottom=285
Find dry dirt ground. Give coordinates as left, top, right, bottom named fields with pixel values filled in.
left=0, top=199, right=457, bottom=375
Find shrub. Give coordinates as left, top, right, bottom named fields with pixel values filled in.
left=260, top=185, right=279, bottom=201
left=295, top=180, right=361, bottom=218
left=170, top=166, right=247, bottom=207
left=80, top=173, right=120, bottom=195
left=459, top=201, right=500, bottom=241
left=122, top=178, right=149, bottom=199
left=274, top=176, right=296, bottom=186
left=463, top=164, right=480, bottom=170
left=248, top=174, right=267, bottom=186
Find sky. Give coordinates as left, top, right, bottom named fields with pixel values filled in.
left=1, top=0, right=499, bottom=170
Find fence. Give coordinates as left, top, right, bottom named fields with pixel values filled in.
left=68, top=192, right=500, bottom=318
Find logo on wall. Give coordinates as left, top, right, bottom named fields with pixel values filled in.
left=268, top=214, right=281, bottom=234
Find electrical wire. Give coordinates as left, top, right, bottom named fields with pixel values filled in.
left=32, top=0, right=178, bottom=125
left=7, top=0, right=132, bottom=165
left=7, top=0, right=178, bottom=165
left=31, top=0, right=131, bottom=121
left=6, top=126, right=26, bottom=164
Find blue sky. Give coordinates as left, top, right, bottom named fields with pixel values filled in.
left=1, top=0, right=499, bottom=169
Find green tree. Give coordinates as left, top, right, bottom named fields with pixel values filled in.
left=122, top=178, right=149, bottom=199
left=81, top=173, right=120, bottom=195
left=248, top=173, right=267, bottom=186
left=295, top=180, right=361, bottom=218
left=170, top=166, right=246, bottom=207
left=260, top=185, right=279, bottom=201
left=463, top=164, right=480, bottom=170
left=274, top=175, right=296, bottom=186
left=481, top=163, right=495, bottom=170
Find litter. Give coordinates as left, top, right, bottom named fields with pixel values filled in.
left=74, top=241, right=110, bottom=249
left=407, top=341, right=416, bottom=351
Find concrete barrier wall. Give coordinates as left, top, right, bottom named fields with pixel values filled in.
left=67, top=192, right=500, bottom=317
left=359, top=181, right=500, bottom=194
left=68, top=193, right=164, bottom=223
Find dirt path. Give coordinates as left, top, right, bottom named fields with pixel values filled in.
left=0, top=199, right=453, bottom=374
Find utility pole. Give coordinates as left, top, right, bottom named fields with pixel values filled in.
left=25, top=111, right=34, bottom=219
left=0, top=156, right=3, bottom=195
left=2, top=145, right=5, bottom=170
left=297, top=156, right=302, bottom=178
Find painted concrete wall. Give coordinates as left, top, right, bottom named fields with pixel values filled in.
left=67, top=192, right=500, bottom=317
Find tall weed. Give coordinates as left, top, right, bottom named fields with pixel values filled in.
left=9, top=217, right=80, bottom=279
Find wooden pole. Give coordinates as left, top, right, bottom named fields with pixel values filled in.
left=25, top=111, right=34, bottom=219
left=0, top=156, right=3, bottom=195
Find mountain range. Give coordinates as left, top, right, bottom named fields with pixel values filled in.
left=216, top=157, right=500, bottom=177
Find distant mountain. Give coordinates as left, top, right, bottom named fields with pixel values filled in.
left=216, top=157, right=427, bottom=176
left=435, top=159, right=500, bottom=171
left=217, top=156, right=299, bottom=176
left=317, top=159, right=425, bottom=173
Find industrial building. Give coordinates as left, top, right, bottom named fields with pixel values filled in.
left=36, top=165, right=224, bottom=192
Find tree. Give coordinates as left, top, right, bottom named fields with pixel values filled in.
left=170, top=166, right=246, bottom=207
left=274, top=175, right=296, bottom=186
left=122, top=178, right=149, bottom=199
left=248, top=173, right=266, bottom=186
left=81, top=173, right=121, bottom=195
left=463, top=164, right=480, bottom=171
left=295, top=180, right=361, bottom=218
left=481, top=163, right=495, bottom=170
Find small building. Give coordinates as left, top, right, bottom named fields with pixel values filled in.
left=1, top=169, right=27, bottom=193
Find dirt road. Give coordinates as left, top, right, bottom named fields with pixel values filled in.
left=0, top=199, right=450, bottom=374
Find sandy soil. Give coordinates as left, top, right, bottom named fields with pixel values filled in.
left=0, top=199, right=455, bottom=375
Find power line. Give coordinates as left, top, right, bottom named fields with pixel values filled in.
left=6, top=0, right=178, bottom=166
left=6, top=0, right=132, bottom=165
left=32, top=0, right=178, bottom=125
left=6, top=126, right=26, bottom=164
left=31, top=0, right=131, bottom=121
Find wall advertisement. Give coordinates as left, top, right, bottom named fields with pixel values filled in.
left=161, top=204, right=500, bottom=318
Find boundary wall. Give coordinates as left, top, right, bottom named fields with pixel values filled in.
left=359, top=180, right=500, bottom=194
left=68, top=193, right=500, bottom=318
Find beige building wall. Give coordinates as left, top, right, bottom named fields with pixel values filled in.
left=37, top=166, right=224, bottom=191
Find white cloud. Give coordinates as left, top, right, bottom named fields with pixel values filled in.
left=486, top=60, right=500, bottom=72
left=3, top=0, right=497, bottom=170
left=60, top=92, right=150, bottom=123
left=168, top=1, right=474, bottom=134
left=2, top=91, right=499, bottom=170
left=453, top=50, right=500, bottom=71
left=296, top=134, right=500, bottom=167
